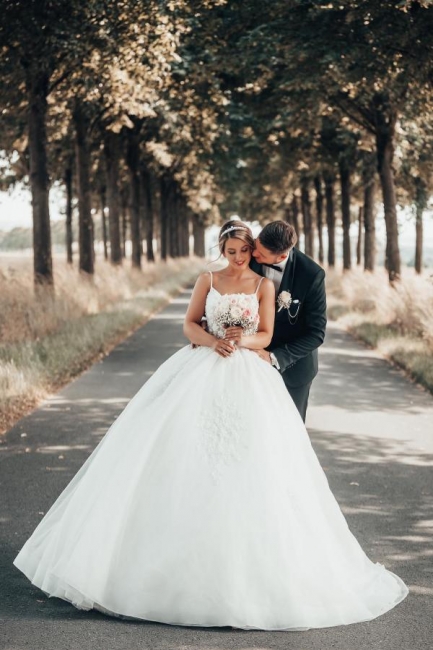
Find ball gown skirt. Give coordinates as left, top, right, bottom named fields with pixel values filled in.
left=13, top=340, right=408, bottom=630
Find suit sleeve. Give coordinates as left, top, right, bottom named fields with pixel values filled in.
left=269, top=268, right=327, bottom=374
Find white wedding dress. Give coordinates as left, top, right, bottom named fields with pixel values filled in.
left=13, top=276, right=408, bottom=630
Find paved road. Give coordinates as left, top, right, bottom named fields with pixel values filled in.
left=1, top=290, right=432, bottom=650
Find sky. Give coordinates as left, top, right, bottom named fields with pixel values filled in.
left=0, top=184, right=64, bottom=229
left=1, top=185, right=433, bottom=248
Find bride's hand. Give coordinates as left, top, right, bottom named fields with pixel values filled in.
left=212, top=338, right=236, bottom=358
left=224, top=326, right=243, bottom=345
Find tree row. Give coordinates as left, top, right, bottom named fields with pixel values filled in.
left=1, top=0, right=432, bottom=286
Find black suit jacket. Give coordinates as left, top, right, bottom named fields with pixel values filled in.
left=250, top=248, right=327, bottom=388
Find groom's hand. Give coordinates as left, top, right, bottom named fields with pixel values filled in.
left=253, top=349, right=271, bottom=364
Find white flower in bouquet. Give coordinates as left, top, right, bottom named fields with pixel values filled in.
left=231, top=306, right=243, bottom=320
left=212, top=296, right=259, bottom=340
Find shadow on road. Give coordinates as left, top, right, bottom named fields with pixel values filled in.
left=310, top=428, right=433, bottom=586
left=314, top=326, right=429, bottom=414
left=1, top=304, right=432, bottom=649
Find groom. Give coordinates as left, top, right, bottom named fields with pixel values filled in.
left=250, top=221, right=327, bottom=422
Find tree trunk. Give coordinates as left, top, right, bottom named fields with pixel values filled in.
left=178, top=197, right=190, bottom=256
left=301, top=178, right=314, bottom=258
left=363, top=161, right=376, bottom=272
left=126, top=129, right=142, bottom=269
left=414, top=177, right=427, bottom=275
left=356, top=206, right=363, bottom=266
left=291, top=194, right=300, bottom=249
left=99, top=184, right=108, bottom=261
left=140, top=166, right=155, bottom=262
left=168, top=183, right=179, bottom=258
left=374, top=101, right=400, bottom=281
left=415, top=207, right=423, bottom=274
left=120, top=187, right=128, bottom=259
left=174, top=192, right=182, bottom=258
left=192, top=214, right=205, bottom=257
left=64, top=162, right=73, bottom=265
left=160, top=175, right=169, bottom=261
left=284, top=205, right=293, bottom=225
left=90, top=204, right=95, bottom=268
left=104, top=131, right=122, bottom=265
left=73, top=103, right=94, bottom=275
left=314, top=176, right=324, bottom=264
left=323, top=171, right=336, bottom=267
left=184, top=211, right=191, bottom=256
left=339, top=160, right=351, bottom=271
left=27, top=71, right=53, bottom=287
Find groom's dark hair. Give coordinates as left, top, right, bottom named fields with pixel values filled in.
left=258, top=221, right=297, bottom=254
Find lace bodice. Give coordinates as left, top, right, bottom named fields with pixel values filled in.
left=205, top=273, right=262, bottom=340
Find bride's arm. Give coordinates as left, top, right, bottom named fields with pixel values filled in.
left=183, top=274, right=235, bottom=358
left=233, top=278, right=275, bottom=350
left=183, top=274, right=217, bottom=346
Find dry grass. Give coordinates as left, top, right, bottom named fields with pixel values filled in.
left=326, top=266, right=433, bottom=394
left=0, top=256, right=201, bottom=343
left=0, top=256, right=205, bottom=433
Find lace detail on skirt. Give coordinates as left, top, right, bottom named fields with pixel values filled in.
left=198, top=391, right=249, bottom=481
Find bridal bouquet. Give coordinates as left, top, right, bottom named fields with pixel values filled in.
left=212, top=295, right=259, bottom=340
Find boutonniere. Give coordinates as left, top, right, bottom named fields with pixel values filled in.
left=277, top=290, right=301, bottom=323
left=277, top=290, right=293, bottom=312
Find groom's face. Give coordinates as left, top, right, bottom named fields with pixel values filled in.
left=252, top=238, right=289, bottom=265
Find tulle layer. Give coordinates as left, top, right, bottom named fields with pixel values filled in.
left=13, top=345, right=408, bottom=630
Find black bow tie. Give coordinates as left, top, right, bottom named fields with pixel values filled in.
left=263, top=263, right=283, bottom=272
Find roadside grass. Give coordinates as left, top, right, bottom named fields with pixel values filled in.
left=326, top=266, right=433, bottom=395
left=0, top=256, right=205, bottom=433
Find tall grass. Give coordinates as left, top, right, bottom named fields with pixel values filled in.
left=0, top=256, right=205, bottom=433
left=326, top=266, right=433, bottom=393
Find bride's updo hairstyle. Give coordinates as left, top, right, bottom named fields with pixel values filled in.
left=218, top=219, right=254, bottom=256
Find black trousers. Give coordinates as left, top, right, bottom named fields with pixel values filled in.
left=286, top=381, right=312, bottom=423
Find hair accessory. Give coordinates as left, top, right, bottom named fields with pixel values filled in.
left=219, top=225, right=250, bottom=239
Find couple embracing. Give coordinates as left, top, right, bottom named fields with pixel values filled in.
left=13, top=219, right=408, bottom=631
left=196, top=219, right=326, bottom=422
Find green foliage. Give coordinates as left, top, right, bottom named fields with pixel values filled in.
left=0, top=227, right=33, bottom=251
left=0, top=0, right=433, bottom=238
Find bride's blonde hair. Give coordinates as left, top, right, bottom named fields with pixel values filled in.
left=218, top=220, right=254, bottom=255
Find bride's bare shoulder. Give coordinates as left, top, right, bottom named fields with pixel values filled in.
left=210, top=270, right=226, bottom=279
left=257, top=276, right=275, bottom=297
left=194, top=272, right=212, bottom=291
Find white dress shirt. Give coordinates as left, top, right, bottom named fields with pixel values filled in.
left=262, top=253, right=290, bottom=293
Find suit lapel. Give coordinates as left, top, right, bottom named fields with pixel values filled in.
left=250, top=250, right=296, bottom=317
left=251, top=250, right=296, bottom=287
left=275, top=248, right=296, bottom=319
left=279, top=248, right=296, bottom=294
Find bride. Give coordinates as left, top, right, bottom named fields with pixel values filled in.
left=13, top=219, right=408, bottom=631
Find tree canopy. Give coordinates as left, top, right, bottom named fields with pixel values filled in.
left=1, top=0, right=432, bottom=284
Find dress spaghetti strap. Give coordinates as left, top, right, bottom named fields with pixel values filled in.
left=255, top=276, right=265, bottom=294
left=208, top=271, right=213, bottom=289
